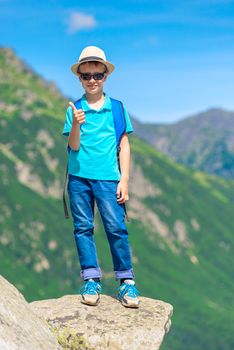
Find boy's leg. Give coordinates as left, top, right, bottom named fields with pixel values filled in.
left=68, top=174, right=102, bottom=280
left=92, top=179, right=135, bottom=281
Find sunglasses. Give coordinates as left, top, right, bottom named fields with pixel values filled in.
left=79, top=72, right=106, bottom=81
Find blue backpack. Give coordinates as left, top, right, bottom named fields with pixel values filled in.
left=62, top=97, right=130, bottom=222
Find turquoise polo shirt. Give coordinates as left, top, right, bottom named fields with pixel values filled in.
left=62, top=93, right=134, bottom=181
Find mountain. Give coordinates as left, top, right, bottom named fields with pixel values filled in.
left=131, top=108, right=234, bottom=179
left=0, top=47, right=234, bottom=350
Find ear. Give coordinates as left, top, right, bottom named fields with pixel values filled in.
left=77, top=73, right=81, bottom=81
left=104, top=72, right=109, bottom=81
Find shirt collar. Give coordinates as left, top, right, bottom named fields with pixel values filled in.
left=81, top=93, right=112, bottom=112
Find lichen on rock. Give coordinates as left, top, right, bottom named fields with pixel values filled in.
left=50, top=325, right=89, bottom=350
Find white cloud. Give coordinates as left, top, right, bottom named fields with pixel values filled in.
left=67, top=11, right=97, bottom=34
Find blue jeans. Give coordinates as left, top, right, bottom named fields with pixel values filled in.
left=68, top=174, right=135, bottom=281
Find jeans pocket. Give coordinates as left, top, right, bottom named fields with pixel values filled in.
left=68, top=174, right=84, bottom=194
left=96, top=179, right=119, bottom=193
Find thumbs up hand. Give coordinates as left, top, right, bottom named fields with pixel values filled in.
left=68, top=102, right=86, bottom=125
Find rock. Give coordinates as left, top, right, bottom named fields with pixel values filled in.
left=30, top=294, right=173, bottom=350
left=0, top=275, right=62, bottom=350
left=0, top=274, right=173, bottom=350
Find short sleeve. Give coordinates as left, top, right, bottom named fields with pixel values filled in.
left=62, top=106, right=73, bottom=136
left=123, top=105, right=134, bottom=134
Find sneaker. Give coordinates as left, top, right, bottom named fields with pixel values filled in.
left=79, top=279, right=102, bottom=306
left=117, top=279, right=140, bottom=308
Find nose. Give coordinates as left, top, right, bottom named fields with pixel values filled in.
left=89, top=76, right=95, bottom=83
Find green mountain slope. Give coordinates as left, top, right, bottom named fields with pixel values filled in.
left=0, top=47, right=234, bottom=350
left=131, top=108, right=234, bottom=179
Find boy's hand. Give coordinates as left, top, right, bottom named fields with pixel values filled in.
left=69, top=101, right=86, bottom=125
left=116, top=179, right=129, bottom=204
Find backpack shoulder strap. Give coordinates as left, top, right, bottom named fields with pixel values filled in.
left=110, top=97, right=126, bottom=149
left=74, top=98, right=82, bottom=110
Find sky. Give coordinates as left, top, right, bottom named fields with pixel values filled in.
left=0, top=0, right=234, bottom=123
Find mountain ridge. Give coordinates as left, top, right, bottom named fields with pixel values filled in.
left=131, top=107, right=234, bottom=178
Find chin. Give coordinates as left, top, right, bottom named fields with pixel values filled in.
left=88, top=88, right=100, bottom=94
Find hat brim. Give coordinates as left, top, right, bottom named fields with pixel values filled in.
left=71, top=58, right=115, bottom=76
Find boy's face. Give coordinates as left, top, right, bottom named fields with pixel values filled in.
left=77, top=62, right=108, bottom=95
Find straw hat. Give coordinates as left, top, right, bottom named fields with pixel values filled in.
left=71, top=46, right=115, bottom=75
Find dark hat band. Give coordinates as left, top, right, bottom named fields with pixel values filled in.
left=79, top=56, right=105, bottom=63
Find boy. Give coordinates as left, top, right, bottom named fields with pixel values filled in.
left=62, top=46, right=140, bottom=308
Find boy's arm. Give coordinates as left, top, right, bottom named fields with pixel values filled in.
left=68, top=122, right=81, bottom=151
left=116, top=133, right=131, bottom=203
left=67, top=102, right=86, bottom=151
left=119, top=133, right=130, bottom=182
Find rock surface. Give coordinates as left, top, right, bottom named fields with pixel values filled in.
left=0, top=274, right=173, bottom=350
left=0, top=275, right=62, bottom=350
left=30, top=293, right=173, bottom=350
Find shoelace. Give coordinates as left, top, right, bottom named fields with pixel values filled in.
left=118, top=283, right=140, bottom=299
left=80, top=281, right=102, bottom=295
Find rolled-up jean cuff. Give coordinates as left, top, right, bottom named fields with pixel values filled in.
left=114, top=268, right=135, bottom=280
left=80, top=267, right=102, bottom=280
